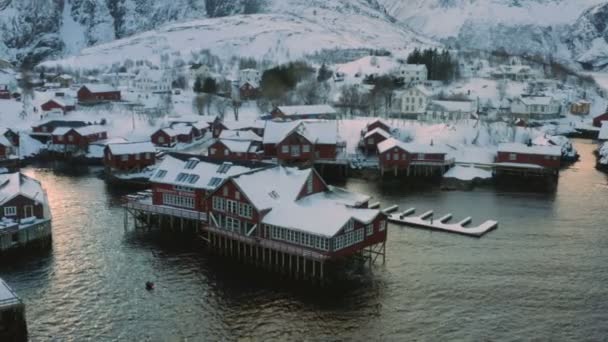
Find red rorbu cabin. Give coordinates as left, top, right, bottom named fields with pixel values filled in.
left=496, top=143, right=561, bottom=170
left=41, top=98, right=76, bottom=113
left=207, top=139, right=260, bottom=161
left=377, top=137, right=451, bottom=175
left=362, top=127, right=391, bottom=154
left=262, top=120, right=339, bottom=163
left=77, top=84, right=121, bottom=103
left=52, top=126, right=107, bottom=148
left=104, top=141, right=156, bottom=171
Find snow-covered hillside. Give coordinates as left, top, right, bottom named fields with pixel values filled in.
left=40, top=9, right=433, bottom=69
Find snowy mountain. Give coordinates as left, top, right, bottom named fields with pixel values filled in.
left=379, top=0, right=608, bottom=69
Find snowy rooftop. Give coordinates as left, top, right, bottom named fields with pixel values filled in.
left=377, top=137, right=448, bottom=154
left=599, top=122, right=608, bottom=140
left=431, top=100, right=476, bottom=112
left=520, top=96, right=555, bottom=106
left=219, top=130, right=262, bottom=142
left=216, top=139, right=255, bottom=153
left=82, top=84, right=118, bottom=93
left=107, top=141, right=156, bottom=156
left=151, top=154, right=268, bottom=190
left=160, top=124, right=194, bottom=137
left=498, top=143, right=562, bottom=157
left=363, top=127, right=391, bottom=140
left=54, top=125, right=106, bottom=136
left=263, top=120, right=338, bottom=145
left=276, top=104, right=337, bottom=116
left=43, top=97, right=76, bottom=107
left=0, top=172, right=46, bottom=206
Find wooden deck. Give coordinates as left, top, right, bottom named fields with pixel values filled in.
left=383, top=205, right=498, bottom=238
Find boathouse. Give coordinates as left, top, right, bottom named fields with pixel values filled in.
left=377, top=137, right=453, bottom=176
left=208, top=139, right=261, bottom=161
left=51, top=126, right=107, bottom=149
left=262, top=120, right=342, bottom=164
left=0, top=278, right=28, bottom=341
left=0, top=173, right=52, bottom=253
left=270, top=105, right=337, bottom=121
left=77, top=84, right=121, bottom=103
left=495, top=143, right=561, bottom=180
left=104, top=141, right=156, bottom=171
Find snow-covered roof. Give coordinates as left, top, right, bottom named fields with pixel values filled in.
left=263, top=121, right=338, bottom=145
left=0, top=278, right=21, bottom=309
left=363, top=127, right=391, bottom=140
left=498, top=143, right=561, bottom=157
left=366, top=118, right=392, bottom=130
left=599, top=122, right=608, bottom=140
left=52, top=125, right=106, bottom=136
left=219, top=130, right=262, bottom=142
left=160, top=124, right=194, bottom=137
left=276, top=105, right=337, bottom=116
left=215, top=139, right=255, bottom=153
left=107, top=141, right=156, bottom=156
left=519, top=96, right=555, bottom=106
left=43, top=97, right=76, bottom=107
left=82, top=84, right=118, bottom=93
left=223, top=120, right=265, bottom=130
left=0, top=172, right=46, bottom=206
left=56, top=74, right=73, bottom=80
left=377, top=137, right=448, bottom=154
left=431, top=100, right=476, bottom=113
left=151, top=154, right=267, bottom=190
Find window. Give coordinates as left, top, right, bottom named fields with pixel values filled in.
left=175, top=173, right=189, bottom=182
left=225, top=217, right=241, bottom=232
left=509, top=153, right=517, bottom=161
left=217, top=162, right=232, bottom=174
left=394, top=153, right=399, bottom=160
left=281, top=145, right=289, bottom=153
left=57, top=135, right=63, bottom=142
left=235, top=191, right=240, bottom=200
left=145, top=153, right=152, bottom=160
left=186, top=174, right=199, bottom=184
left=226, top=200, right=238, bottom=214
left=366, top=224, right=373, bottom=236
left=209, top=148, right=216, bottom=155
left=224, top=149, right=229, bottom=156
left=162, top=194, right=194, bottom=209
left=4, top=206, right=17, bottom=216
left=303, top=145, right=310, bottom=153
left=185, top=159, right=199, bottom=169
left=122, top=155, right=128, bottom=161
left=379, top=220, right=386, bottom=231
left=68, top=135, right=74, bottom=142
left=155, top=170, right=167, bottom=179
left=306, top=175, right=313, bottom=194
left=239, top=203, right=253, bottom=218
left=208, top=177, right=222, bottom=188
left=386, top=154, right=391, bottom=161
left=345, top=219, right=354, bottom=232
left=158, top=136, right=165, bottom=143
left=212, top=196, right=226, bottom=211
left=291, top=145, right=300, bottom=156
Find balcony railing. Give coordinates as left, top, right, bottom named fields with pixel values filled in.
left=124, top=200, right=208, bottom=222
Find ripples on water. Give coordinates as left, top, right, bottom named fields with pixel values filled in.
left=1, top=140, right=607, bottom=341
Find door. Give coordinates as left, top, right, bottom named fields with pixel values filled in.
left=24, top=205, right=34, bottom=218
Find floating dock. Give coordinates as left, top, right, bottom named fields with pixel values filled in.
left=383, top=206, right=498, bottom=238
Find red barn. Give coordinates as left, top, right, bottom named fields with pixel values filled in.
left=77, top=84, right=121, bottom=103
left=593, top=112, right=608, bottom=128
left=263, top=120, right=339, bottom=163
left=496, top=143, right=561, bottom=169
left=104, top=141, right=156, bottom=171
left=52, top=126, right=107, bottom=148
left=270, top=105, right=337, bottom=121
left=0, top=173, right=46, bottom=221
left=377, top=137, right=450, bottom=173
left=207, top=139, right=260, bottom=161
left=362, top=127, right=391, bottom=154
left=41, top=98, right=76, bottom=113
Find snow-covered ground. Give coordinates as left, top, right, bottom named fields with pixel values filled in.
left=443, top=165, right=492, bottom=181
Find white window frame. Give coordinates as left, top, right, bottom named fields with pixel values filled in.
left=281, top=145, right=289, bottom=153
left=4, top=206, right=17, bottom=216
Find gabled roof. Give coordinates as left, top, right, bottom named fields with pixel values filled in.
left=42, top=97, right=76, bottom=108
left=366, top=118, right=392, bottom=130
left=377, top=137, right=448, bottom=154
left=215, top=139, right=255, bottom=153
left=0, top=172, right=46, bottom=206
left=151, top=154, right=269, bottom=190
left=263, top=120, right=338, bottom=145
left=219, top=130, right=262, bottom=142
left=599, top=122, right=608, bottom=140
left=158, top=124, right=195, bottom=137
left=498, top=143, right=561, bottom=157
left=81, top=84, right=118, bottom=93
left=275, top=105, right=337, bottom=116
left=53, top=125, right=106, bottom=136
left=519, top=96, right=555, bottom=106
left=107, top=141, right=156, bottom=155
left=363, top=127, right=391, bottom=140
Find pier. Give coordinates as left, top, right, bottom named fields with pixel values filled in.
left=383, top=205, right=498, bottom=238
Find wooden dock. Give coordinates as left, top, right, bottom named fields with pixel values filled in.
left=383, top=206, right=498, bottom=238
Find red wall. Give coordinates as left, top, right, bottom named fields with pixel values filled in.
left=0, top=145, right=6, bottom=159
left=52, top=130, right=107, bottom=147
left=364, top=132, right=388, bottom=149
left=41, top=100, right=64, bottom=112
left=205, top=180, right=261, bottom=234
left=275, top=133, right=336, bottom=162
left=151, top=183, right=207, bottom=212
left=151, top=130, right=176, bottom=147
left=240, top=83, right=258, bottom=99
left=0, top=195, right=44, bottom=220
left=378, top=147, right=409, bottom=169
left=208, top=141, right=258, bottom=161
left=593, top=113, right=608, bottom=127
left=104, top=149, right=155, bottom=170
left=496, top=152, right=561, bottom=169
left=77, top=87, right=121, bottom=102
left=0, top=90, right=10, bottom=99
left=296, top=171, right=327, bottom=200
left=331, top=214, right=387, bottom=258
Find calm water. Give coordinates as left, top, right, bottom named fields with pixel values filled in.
left=1, top=139, right=608, bottom=341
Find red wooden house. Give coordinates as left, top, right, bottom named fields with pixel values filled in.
left=151, top=125, right=196, bottom=147
left=0, top=173, right=47, bottom=221
left=496, top=143, right=561, bottom=169
left=593, top=112, right=608, bottom=128
left=104, top=141, right=156, bottom=171
left=204, top=166, right=387, bottom=258
left=208, top=139, right=260, bottom=161
left=262, top=121, right=339, bottom=163
left=377, top=137, right=450, bottom=174
left=362, top=127, right=391, bottom=154
left=41, top=98, right=76, bottom=113
left=52, top=126, right=107, bottom=148
left=77, top=84, right=121, bottom=103
left=31, top=120, right=87, bottom=134
left=366, top=119, right=392, bottom=133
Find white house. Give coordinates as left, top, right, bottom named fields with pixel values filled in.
left=510, top=96, right=561, bottom=119
left=423, top=100, right=477, bottom=122
left=391, top=85, right=433, bottom=119
left=396, top=64, right=428, bottom=84
left=492, top=65, right=537, bottom=81
left=133, top=67, right=172, bottom=93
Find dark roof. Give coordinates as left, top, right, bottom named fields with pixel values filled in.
left=168, top=152, right=272, bottom=169
left=33, top=120, right=88, bottom=129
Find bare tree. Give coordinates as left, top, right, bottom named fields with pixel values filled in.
left=193, top=94, right=207, bottom=115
